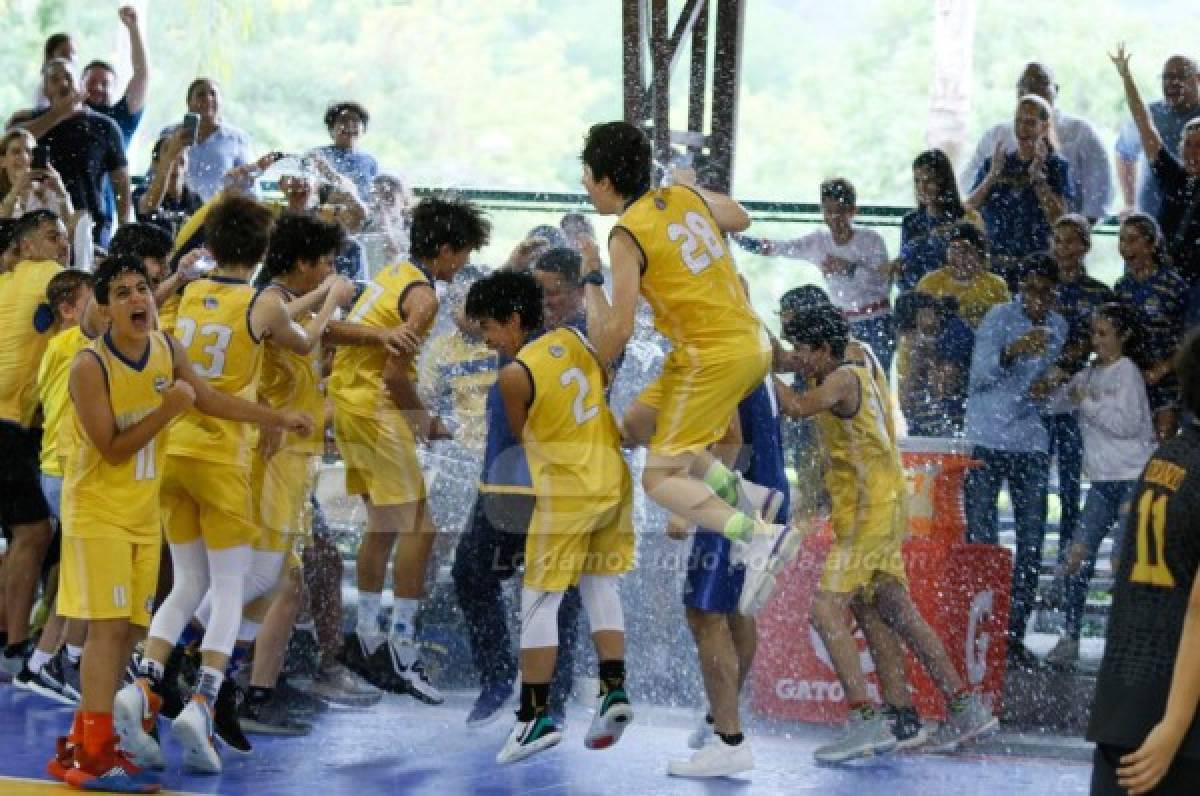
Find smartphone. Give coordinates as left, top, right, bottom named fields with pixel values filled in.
left=181, top=112, right=200, bottom=145
left=31, top=146, right=48, bottom=170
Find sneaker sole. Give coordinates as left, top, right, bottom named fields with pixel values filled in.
left=239, top=717, right=312, bottom=737
left=171, top=715, right=222, bottom=775
left=814, top=736, right=898, bottom=764
left=497, top=730, right=563, bottom=764
left=309, top=686, right=383, bottom=708
left=114, top=689, right=165, bottom=771
left=930, top=716, right=1000, bottom=753
left=406, top=685, right=445, bottom=706
left=894, top=726, right=933, bottom=751
left=585, top=703, right=634, bottom=750
left=667, top=757, right=754, bottom=778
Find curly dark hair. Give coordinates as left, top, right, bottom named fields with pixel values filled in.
left=582, top=121, right=653, bottom=198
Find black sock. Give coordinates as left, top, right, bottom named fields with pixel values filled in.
left=0, top=632, right=7, bottom=650
left=518, top=682, right=550, bottom=722
left=717, top=731, right=744, bottom=746
left=598, top=659, right=626, bottom=695
left=5, top=640, right=28, bottom=658
left=705, top=713, right=715, bottom=725
left=247, top=686, right=273, bottom=705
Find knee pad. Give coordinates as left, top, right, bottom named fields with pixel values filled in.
left=519, top=588, right=564, bottom=649
left=579, top=575, right=624, bottom=634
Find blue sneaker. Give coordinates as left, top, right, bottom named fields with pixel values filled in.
left=467, top=681, right=514, bottom=728
left=64, top=742, right=161, bottom=793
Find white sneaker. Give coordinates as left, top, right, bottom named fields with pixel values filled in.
left=688, top=711, right=715, bottom=750
left=735, top=519, right=808, bottom=616
left=113, top=681, right=164, bottom=770
left=388, top=640, right=445, bottom=705
left=734, top=474, right=785, bottom=525
left=814, top=710, right=897, bottom=763
left=668, top=736, right=754, bottom=778
left=171, top=698, right=222, bottom=774
left=496, top=713, right=563, bottom=764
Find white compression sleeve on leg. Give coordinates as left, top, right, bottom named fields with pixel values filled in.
left=579, top=575, right=624, bottom=633
left=147, top=539, right=210, bottom=645
left=519, top=587, right=565, bottom=649
left=200, top=545, right=254, bottom=656
left=191, top=550, right=283, bottom=629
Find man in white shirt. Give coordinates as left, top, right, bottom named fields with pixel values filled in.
left=960, top=62, right=1113, bottom=224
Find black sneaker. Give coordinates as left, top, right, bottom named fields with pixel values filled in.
left=14, top=657, right=80, bottom=706
left=1, top=639, right=34, bottom=676
left=341, top=633, right=407, bottom=695
left=213, top=680, right=253, bottom=754
left=238, top=691, right=312, bottom=736
left=276, top=675, right=328, bottom=716
left=883, top=704, right=930, bottom=750
left=58, top=651, right=82, bottom=700
left=283, top=629, right=321, bottom=680
left=159, top=645, right=199, bottom=720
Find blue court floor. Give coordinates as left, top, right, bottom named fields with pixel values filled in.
left=0, top=685, right=1093, bottom=795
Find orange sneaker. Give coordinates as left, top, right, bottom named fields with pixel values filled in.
left=46, top=735, right=76, bottom=781
left=64, top=739, right=161, bottom=793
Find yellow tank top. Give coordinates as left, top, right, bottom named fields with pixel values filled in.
left=330, top=261, right=433, bottom=418
left=516, top=327, right=628, bottom=502
left=0, top=259, right=63, bottom=427
left=615, top=186, right=766, bottom=357
left=259, top=284, right=325, bottom=455
left=62, top=331, right=175, bottom=540
left=813, top=358, right=905, bottom=509
left=157, top=289, right=182, bottom=336
left=37, top=325, right=94, bottom=477
left=167, top=275, right=264, bottom=465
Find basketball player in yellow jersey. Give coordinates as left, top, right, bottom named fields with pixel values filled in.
left=578, top=122, right=794, bottom=607
left=463, top=270, right=634, bottom=764
left=327, top=197, right=490, bottom=703
left=0, top=209, right=68, bottom=674
left=49, top=256, right=312, bottom=793
left=116, top=196, right=330, bottom=775
left=773, top=305, right=996, bottom=764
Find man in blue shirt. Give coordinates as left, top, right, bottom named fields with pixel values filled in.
left=963, top=253, right=1067, bottom=669
left=312, top=102, right=379, bottom=202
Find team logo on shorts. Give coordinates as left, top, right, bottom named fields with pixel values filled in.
left=549, top=345, right=565, bottom=358
left=204, top=297, right=219, bottom=310
left=154, top=376, right=168, bottom=393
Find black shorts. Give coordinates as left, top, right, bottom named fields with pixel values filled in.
left=0, top=422, right=50, bottom=534
left=1092, top=743, right=1200, bottom=795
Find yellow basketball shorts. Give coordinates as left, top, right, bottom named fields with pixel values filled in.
left=59, top=532, right=161, bottom=626
left=333, top=407, right=426, bottom=507
left=252, top=449, right=317, bottom=554
left=524, top=485, right=635, bottom=592
left=819, top=497, right=908, bottom=594
left=636, top=343, right=771, bottom=458
left=161, top=456, right=259, bottom=549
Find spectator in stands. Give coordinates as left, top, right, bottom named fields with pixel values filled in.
left=1112, top=45, right=1200, bottom=285
left=0, top=129, right=74, bottom=222
left=80, top=6, right=149, bottom=148
left=732, top=178, right=894, bottom=371
left=31, top=33, right=75, bottom=110
left=914, top=221, right=1009, bottom=328
left=312, top=102, right=378, bottom=202
left=894, top=291, right=973, bottom=437
left=1042, top=302, right=1155, bottom=668
left=964, top=253, right=1067, bottom=669
left=896, top=149, right=980, bottom=294
left=7, top=59, right=129, bottom=246
left=967, top=94, right=1072, bottom=292
left=961, top=62, right=1111, bottom=224
left=135, top=131, right=203, bottom=235
left=1039, top=214, right=1115, bottom=560
left=277, top=157, right=368, bottom=280
left=1113, top=213, right=1188, bottom=441
left=1115, top=53, right=1200, bottom=219
left=163, top=77, right=252, bottom=201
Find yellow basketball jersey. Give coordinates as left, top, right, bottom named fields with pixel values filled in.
left=516, top=327, right=628, bottom=502
left=157, top=289, right=182, bottom=336
left=167, top=275, right=264, bottom=466
left=330, top=261, right=433, bottom=418
left=615, top=186, right=764, bottom=355
left=0, top=259, right=63, bottom=427
left=62, top=331, right=175, bottom=541
left=37, top=325, right=94, bottom=476
left=813, top=358, right=905, bottom=509
left=259, top=285, right=324, bottom=455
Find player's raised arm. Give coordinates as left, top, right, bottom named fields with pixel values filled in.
left=253, top=274, right=356, bottom=356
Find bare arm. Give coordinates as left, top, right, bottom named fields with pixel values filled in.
left=252, top=279, right=353, bottom=356
left=111, top=168, right=133, bottom=224
left=138, top=131, right=187, bottom=216
left=586, top=228, right=640, bottom=367
left=772, top=369, right=857, bottom=419
left=1112, top=43, right=1164, bottom=163
left=119, top=6, right=149, bottom=114
left=1117, top=157, right=1138, bottom=213
left=497, top=362, right=532, bottom=439
left=70, top=351, right=193, bottom=465
left=9, top=98, right=77, bottom=139
left=672, top=169, right=750, bottom=233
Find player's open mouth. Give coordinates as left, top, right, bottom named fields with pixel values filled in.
left=131, top=309, right=148, bottom=326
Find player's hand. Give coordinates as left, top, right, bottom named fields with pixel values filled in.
left=1118, top=719, right=1186, bottom=794
left=382, top=325, right=422, bottom=357
left=118, top=5, right=138, bottom=28
left=178, top=247, right=216, bottom=281
left=257, top=425, right=284, bottom=461
left=575, top=233, right=602, bottom=271
left=161, top=380, right=196, bottom=417
left=276, top=410, right=315, bottom=437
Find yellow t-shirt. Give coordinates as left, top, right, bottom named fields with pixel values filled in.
left=0, top=259, right=63, bottom=427
left=330, top=261, right=433, bottom=418
left=62, top=331, right=175, bottom=541
left=616, top=185, right=765, bottom=358
left=516, top=327, right=627, bottom=502
left=915, top=268, right=1010, bottom=329
left=37, top=325, right=94, bottom=476
left=166, top=275, right=264, bottom=466
left=258, top=285, right=324, bottom=455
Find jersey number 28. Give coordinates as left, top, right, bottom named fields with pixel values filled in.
left=667, top=211, right=724, bottom=275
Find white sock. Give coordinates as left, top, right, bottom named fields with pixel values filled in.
left=388, top=598, right=419, bottom=665
left=357, top=591, right=383, bottom=653
left=65, top=645, right=83, bottom=665
left=28, top=648, right=54, bottom=673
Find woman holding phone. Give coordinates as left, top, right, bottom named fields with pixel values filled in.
left=0, top=129, right=74, bottom=221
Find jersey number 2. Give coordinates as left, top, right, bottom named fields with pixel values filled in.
left=560, top=367, right=599, bottom=425
left=667, top=211, right=724, bottom=275
left=1130, top=489, right=1175, bottom=587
